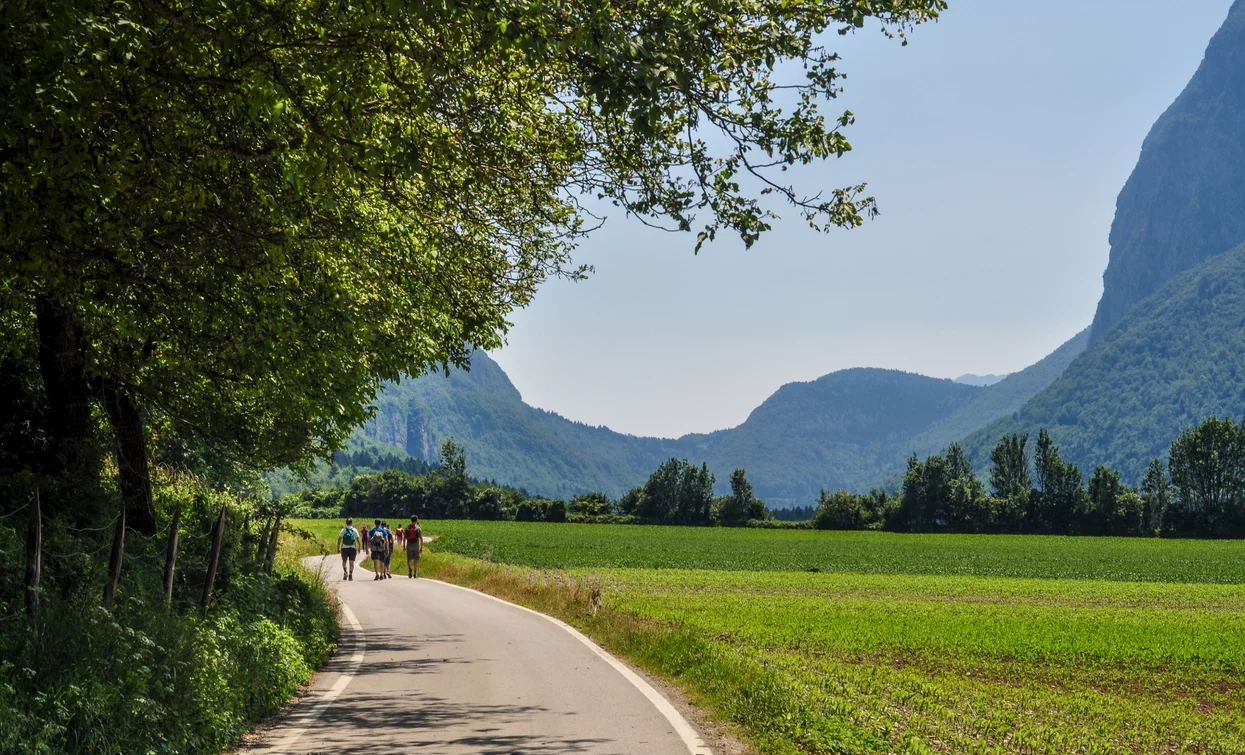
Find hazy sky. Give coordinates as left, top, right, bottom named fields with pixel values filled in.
left=491, top=0, right=1236, bottom=439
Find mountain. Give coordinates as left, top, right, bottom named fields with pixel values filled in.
left=965, top=243, right=1245, bottom=485
left=955, top=374, right=1007, bottom=387
left=361, top=354, right=679, bottom=499
left=1090, top=0, right=1245, bottom=342
left=354, top=329, right=1087, bottom=505
left=677, top=369, right=983, bottom=506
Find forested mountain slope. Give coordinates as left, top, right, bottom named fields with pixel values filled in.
left=360, top=354, right=680, bottom=499
left=354, top=329, right=1087, bottom=504
left=965, top=243, right=1245, bottom=484
left=679, top=369, right=982, bottom=506
left=906, top=329, right=1089, bottom=458
left=1090, top=0, right=1245, bottom=341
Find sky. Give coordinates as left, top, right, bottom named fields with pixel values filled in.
left=490, top=0, right=1237, bottom=439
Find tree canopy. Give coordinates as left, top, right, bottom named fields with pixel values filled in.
left=1, top=0, right=946, bottom=531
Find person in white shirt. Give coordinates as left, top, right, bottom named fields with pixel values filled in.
left=337, top=517, right=361, bottom=581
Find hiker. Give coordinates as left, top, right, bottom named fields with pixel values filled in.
left=337, top=517, right=360, bottom=581
left=368, top=519, right=389, bottom=580
left=404, top=515, right=423, bottom=578
left=383, top=521, right=395, bottom=579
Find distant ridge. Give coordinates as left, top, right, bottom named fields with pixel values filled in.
left=352, top=328, right=1087, bottom=505
left=954, top=374, right=1007, bottom=387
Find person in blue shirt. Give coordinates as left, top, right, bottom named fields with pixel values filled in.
left=381, top=522, right=395, bottom=579
left=367, top=519, right=390, bottom=580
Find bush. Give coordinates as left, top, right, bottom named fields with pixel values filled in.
left=0, top=565, right=336, bottom=754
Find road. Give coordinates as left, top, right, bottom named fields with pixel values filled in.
left=240, top=557, right=711, bottom=755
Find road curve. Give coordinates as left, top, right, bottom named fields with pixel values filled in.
left=239, top=557, right=710, bottom=755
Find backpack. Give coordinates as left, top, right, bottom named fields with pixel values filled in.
left=369, top=529, right=387, bottom=551
left=341, top=527, right=357, bottom=547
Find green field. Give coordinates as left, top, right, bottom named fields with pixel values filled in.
left=289, top=520, right=1245, bottom=753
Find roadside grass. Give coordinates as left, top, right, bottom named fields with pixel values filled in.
left=287, top=519, right=1245, bottom=754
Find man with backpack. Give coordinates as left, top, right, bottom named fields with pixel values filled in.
left=368, top=519, right=389, bottom=580
left=404, top=516, right=423, bottom=578
left=337, top=517, right=361, bottom=581
left=382, top=521, right=395, bottom=579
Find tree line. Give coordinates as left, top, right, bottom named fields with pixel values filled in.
left=293, top=440, right=774, bottom=527
left=811, top=417, right=1245, bottom=538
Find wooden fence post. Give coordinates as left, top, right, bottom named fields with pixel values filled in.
left=163, top=505, right=181, bottom=609
left=201, top=505, right=227, bottom=610
left=103, top=503, right=126, bottom=607
left=25, top=488, right=41, bottom=622
left=264, top=516, right=281, bottom=574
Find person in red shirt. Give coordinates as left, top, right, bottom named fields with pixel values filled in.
left=404, top=515, right=423, bottom=578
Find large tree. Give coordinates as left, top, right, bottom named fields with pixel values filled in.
left=989, top=433, right=1030, bottom=502
left=1, top=0, right=946, bottom=531
left=1168, top=417, right=1245, bottom=535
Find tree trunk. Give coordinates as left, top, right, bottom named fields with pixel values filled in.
left=35, top=296, right=101, bottom=516
left=103, top=384, right=157, bottom=536
left=25, top=488, right=41, bottom=622
left=103, top=502, right=126, bottom=606
left=163, top=506, right=181, bottom=609
left=264, top=516, right=281, bottom=574
left=201, top=505, right=227, bottom=610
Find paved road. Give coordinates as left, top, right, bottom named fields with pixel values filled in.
left=241, top=557, right=709, bottom=755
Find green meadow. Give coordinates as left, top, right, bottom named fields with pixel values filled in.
left=289, top=519, right=1245, bottom=753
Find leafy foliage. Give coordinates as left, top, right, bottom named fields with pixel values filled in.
left=0, top=474, right=336, bottom=754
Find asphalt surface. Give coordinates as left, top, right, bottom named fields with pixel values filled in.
left=240, top=556, right=705, bottom=755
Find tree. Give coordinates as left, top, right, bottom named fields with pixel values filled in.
left=717, top=469, right=764, bottom=526
left=625, top=458, right=716, bottom=524
left=813, top=490, right=865, bottom=530
left=435, top=439, right=471, bottom=518
left=1, top=0, right=947, bottom=534
left=674, top=462, right=716, bottom=526
left=1168, top=417, right=1245, bottom=535
left=570, top=492, right=614, bottom=519
left=943, top=443, right=987, bottom=531
left=989, top=433, right=1031, bottom=502
left=1140, top=458, right=1172, bottom=535
left=1085, top=465, right=1135, bottom=536
left=1031, top=429, right=1086, bottom=534
left=899, top=452, right=951, bottom=532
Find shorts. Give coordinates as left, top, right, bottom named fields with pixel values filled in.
left=371, top=549, right=386, bottom=562
left=341, top=547, right=357, bottom=562
left=383, top=551, right=392, bottom=566
left=406, top=549, right=421, bottom=562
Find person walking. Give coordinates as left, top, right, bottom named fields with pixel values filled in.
left=404, top=516, right=423, bottom=578
left=368, top=519, right=389, bottom=580
left=382, top=521, right=395, bottom=579
left=337, top=517, right=360, bottom=581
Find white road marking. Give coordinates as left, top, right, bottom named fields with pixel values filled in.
left=431, top=578, right=714, bottom=755
left=267, top=602, right=364, bottom=753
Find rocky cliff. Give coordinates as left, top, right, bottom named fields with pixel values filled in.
left=1090, top=0, right=1245, bottom=342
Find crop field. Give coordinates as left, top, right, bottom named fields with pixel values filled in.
left=289, top=519, right=1245, bottom=753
